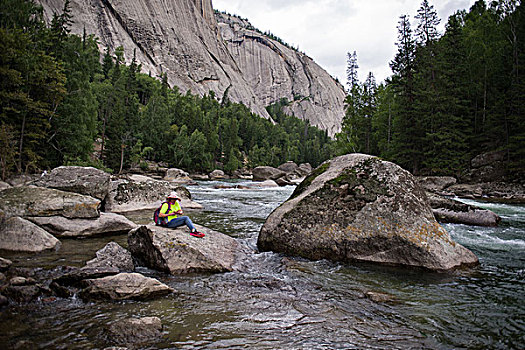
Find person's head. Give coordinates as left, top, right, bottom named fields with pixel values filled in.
left=166, top=192, right=180, bottom=202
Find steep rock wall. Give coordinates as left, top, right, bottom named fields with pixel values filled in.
left=217, top=13, right=344, bottom=136
left=39, top=0, right=344, bottom=135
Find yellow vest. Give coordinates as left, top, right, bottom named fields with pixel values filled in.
left=160, top=201, right=180, bottom=223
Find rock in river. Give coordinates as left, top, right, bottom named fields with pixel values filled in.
left=33, top=166, right=111, bottom=201
left=27, top=213, right=137, bottom=238
left=0, top=186, right=100, bottom=219
left=106, top=316, right=163, bottom=348
left=258, top=154, right=479, bottom=271
left=80, top=272, right=173, bottom=301
left=0, top=216, right=61, bottom=252
left=128, top=224, right=244, bottom=274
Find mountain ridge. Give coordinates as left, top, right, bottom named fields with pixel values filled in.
left=39, top=0, right=344, bottom=136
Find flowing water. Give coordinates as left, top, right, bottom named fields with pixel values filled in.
left=1, top=180, right=524, bottom=349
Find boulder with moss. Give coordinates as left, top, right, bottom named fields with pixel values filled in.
left=258, top=154, right=479, bottom=271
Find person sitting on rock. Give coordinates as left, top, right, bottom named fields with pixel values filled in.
left=159, top=192, right=205, bottom=238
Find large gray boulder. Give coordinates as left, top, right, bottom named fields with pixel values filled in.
left=105, top=175, right=201, bottom=213
left=80, top=272, right=173, bottom=301
left=258, top=154, right=479, bottom=271
left=0, top=216, right=61, bottom=252
left=128, top=224, right=245, bottom=274
left=0, top=186, right=100, bottom=219
left=252, top=166, right=286, bottom=181
left=28, top=213, right=136, bottom=238
left=33, top=166, right=111, bottom=200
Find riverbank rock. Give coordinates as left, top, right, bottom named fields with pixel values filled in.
left=0, top=181, right=10, bottom=191
left=278, top=161, right=299, bottom=174
left=258, top=154, right=479, bottom=271
left=297, top=163, right=313, bottom=177
left=33, top=166, right=111, bottom=201
left=85, top=242, right=134, bottom=272
left=79, top=272, right=173, bottom=301
left=0, top=257, right=12, bottom=271
left=107, top=317, right=163, bottom=348
left=209, top=169, right=228, bottom=180
left=252, top=166, right=286, bottom=181
left=128, top=224, right=244, bottom=274
left=0, top=217, right=61, bottom=252
left=426, top=192, right=501, bottom=226
left=105, top=175, right=201, bottom=213
left=465, top=150, right=507, bottom=183
left=164, top=168, right=193, bottom=184
left=417, top=176, right=457, bottom=194
left=0, top=186, right=100, bottom=219
left=27, top=213, right=136, bottom=238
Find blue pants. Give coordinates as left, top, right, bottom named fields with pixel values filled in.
left=167, top=216, right=195, bottom=231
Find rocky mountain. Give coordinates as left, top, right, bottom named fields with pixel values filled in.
left=38, top=0, right=344, bottom=136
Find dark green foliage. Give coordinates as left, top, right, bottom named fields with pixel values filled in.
left=0, top=0, right=333, bottom=178
left=336, top=0, right=525, bottom=179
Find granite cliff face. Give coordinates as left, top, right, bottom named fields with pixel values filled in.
left=38, top=0, right=344, bottom=136
left=217, top=13, right=345, bottom=136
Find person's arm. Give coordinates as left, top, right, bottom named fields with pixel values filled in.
left=158, top=203, right=172, bottom=218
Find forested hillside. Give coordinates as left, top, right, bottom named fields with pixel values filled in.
left=0, top=0, right=333, bottom=179
left=337, top=0, right=524, bottom=179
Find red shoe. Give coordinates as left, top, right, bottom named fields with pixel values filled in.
left=190, top=231, right=205, bottom=238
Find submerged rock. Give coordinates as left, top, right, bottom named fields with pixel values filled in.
left=107, top=317, right=163, bottom=348
left=33, top=166, right=111, bottom=201
left=0, top=186, right=100, bottom=219
left=128, top=224, right=244, bottom=274
left=80, top=272, right=173, bottom=301
left=28, top=213, right=137, bottom=238
left=0, top=217, right=61, bottom=252
left=258, top=154, right=479, bottom=271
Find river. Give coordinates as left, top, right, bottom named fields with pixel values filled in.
left=0, top=180, right=524, bottom=349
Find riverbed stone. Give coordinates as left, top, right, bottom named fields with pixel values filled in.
left=128, top=224, right=244, bottom=274
left=85, top=242, right=134, bottom=272
left=54, top=266, right=120, bottom=288
left=107, top=317, right=163, bottom=347
left=28, top=213, right=137, bottom=238
left=0, top=217, right=61, bottom=252
left=0, top=257, right=12, bottom=271
left=79, top=272, right=173, bottom=301
left=33, top=166, right=111, bottom=201
left=426, top=192, right=501, bottom=226
left=258, top=154, right=479, bottom=271
left=0, top=186, right=100, bottom=219
left=252, top=166, right=286, bottom=181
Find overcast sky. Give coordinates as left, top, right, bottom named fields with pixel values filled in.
left=212, top=0, right=476, bottom=86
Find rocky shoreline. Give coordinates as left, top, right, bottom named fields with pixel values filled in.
left=0, top=158, right=522, bottom=347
